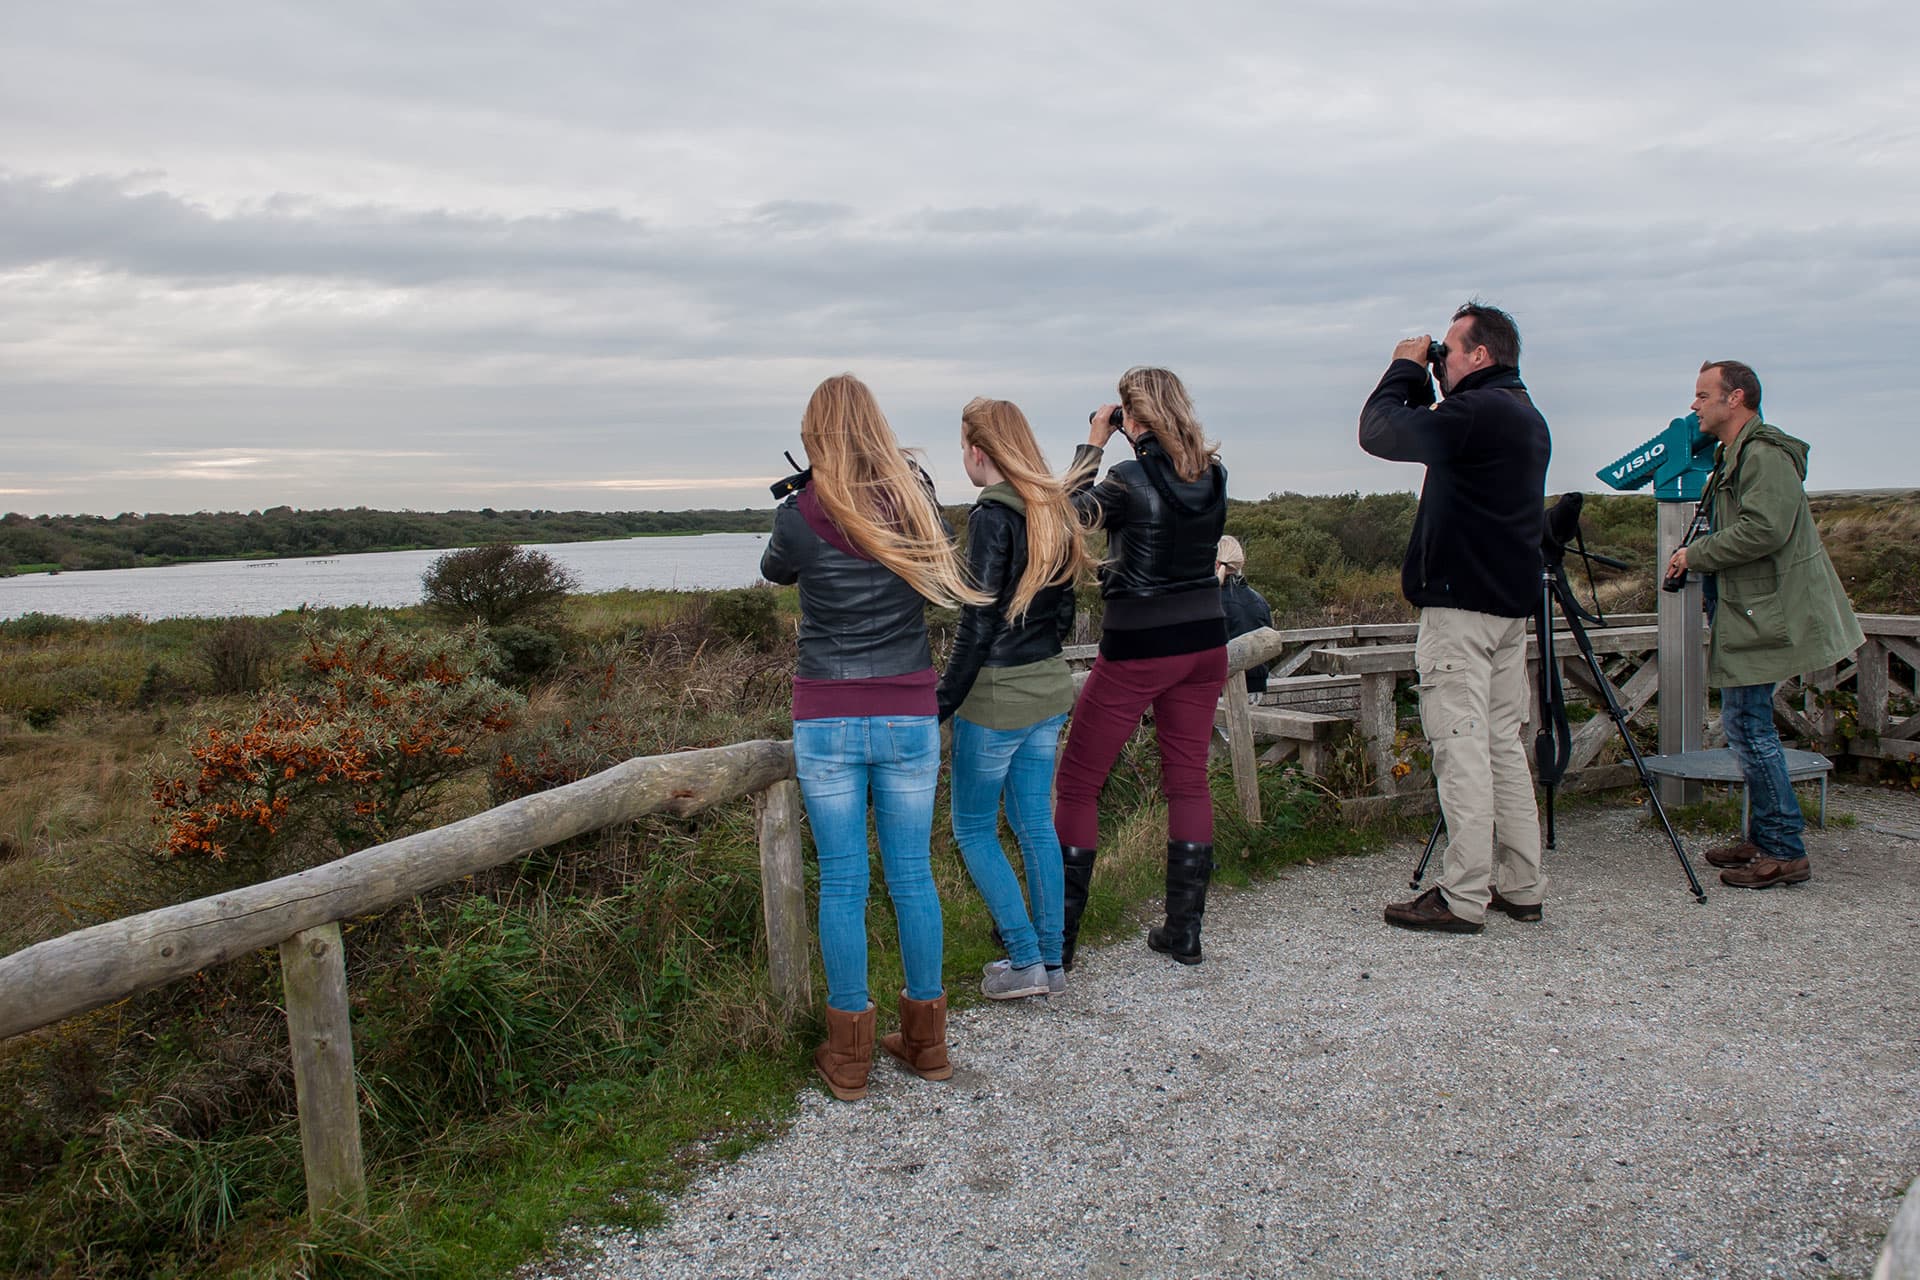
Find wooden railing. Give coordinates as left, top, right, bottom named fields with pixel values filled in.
left=0, top=741, right=808, bottom=1221
left=1829, top=616, right=1920, bottom=764
left=1213, top=613, right=1920, bottom=808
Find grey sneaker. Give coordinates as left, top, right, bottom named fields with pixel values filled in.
left=981, top=959, right=1049, bottom=1000
left=1045, top=966, right=1067, bottom=996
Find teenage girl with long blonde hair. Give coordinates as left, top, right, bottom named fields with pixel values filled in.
left=760, top=373, right=986, bottom=1101
left=938, top=397, right=1096, bottom=999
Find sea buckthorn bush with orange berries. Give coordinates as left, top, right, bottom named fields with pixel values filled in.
left=148, top=621, right=523, bottom=874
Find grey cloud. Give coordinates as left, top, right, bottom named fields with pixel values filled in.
left=1, top=2, right=1917, bottom=517
left=743, top=201, right=856, bottom=232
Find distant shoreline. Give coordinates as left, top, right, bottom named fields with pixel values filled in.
left=1, top=507, right=773, bottom=577
left=3, top=529, right=763, bottom=578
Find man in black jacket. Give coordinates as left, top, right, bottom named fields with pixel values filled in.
left=1358, top=301, right=1552, bottom=934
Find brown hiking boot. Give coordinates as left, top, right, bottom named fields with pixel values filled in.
left=1703, top=840, right=1762, bottom=869
left=1489, top=887, right=1543, bottom=922
left=1384, top=886, right=1483, bottom=934
left=880, top=991, right=953, bottom=1081
left=813, top=1002, right=876, bottom=1101
left=1720, top=855, right=1811, bottom=889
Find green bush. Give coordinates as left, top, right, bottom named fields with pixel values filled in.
left=0, top=612, right=81, bottom=642
left=488, top=624, right=568, bottom=682
left=200, top=617, right=278, bottom=696
left=421, top=544, right=579, bottom=626
left=703, top=588, right=781, bottom=649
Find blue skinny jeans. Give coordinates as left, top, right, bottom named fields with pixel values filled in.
left=1720, top=682, right=1808, bottom=861
left=792, top=715, right=944, bottom=1013
left=949, top=713, right=1068, bottom=970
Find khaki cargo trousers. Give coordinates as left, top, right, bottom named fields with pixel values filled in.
left=1415, top=606, right=1546, bottom=923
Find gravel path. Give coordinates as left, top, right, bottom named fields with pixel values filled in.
left=528, top=787, right=1920, bottom=1279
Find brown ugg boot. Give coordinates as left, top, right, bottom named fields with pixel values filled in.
left=813, top=1002, right=876, bottom=1101
left=880, top=990, right=953, bottom=1081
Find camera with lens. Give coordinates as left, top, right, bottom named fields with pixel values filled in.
left=769, top=450, right=811, bottom=500
left=1661, top=503, right=1712, bottom=592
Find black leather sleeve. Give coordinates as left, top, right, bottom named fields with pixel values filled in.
left=1067, top=443, right=1129, bottom=531
left=759, top=499, right=809, bottom=585
left=937, top=505, right=1013, bottom=721
left=1053, top=578, right=1078, bottom=647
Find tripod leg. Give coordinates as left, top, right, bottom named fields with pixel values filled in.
left=1618, top=734, right=1707, bottom=901
left=1409, top=811, right=1445, bottom=889
left=1554, top=581, right=1707, bottom=902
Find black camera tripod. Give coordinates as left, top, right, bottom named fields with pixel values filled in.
left=1409, top=494, right=1707, bottom=903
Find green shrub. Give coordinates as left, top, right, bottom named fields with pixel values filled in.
left=488, top=624, right=567, bottom=682
left=0, top=612, right=80, bottom=642
left=702, top=588, right=780, bottom=649
left=199, top=617, right=277, bottom=696
left=421, top=544, right=578, bottom=626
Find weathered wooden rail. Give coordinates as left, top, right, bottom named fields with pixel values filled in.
left=0, top=740, right=809, bottom=1221
left=1209, top=613, right=1920, bottom=815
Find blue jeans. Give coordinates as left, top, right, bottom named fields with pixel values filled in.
left=792, top=715, right=943, bottom=1013
left=1720, top=683, right=1807, bottom=861
left=950, top=713, right=1068, bottom=970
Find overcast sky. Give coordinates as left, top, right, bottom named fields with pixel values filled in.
left=2, top=2, right=1915, bottom=517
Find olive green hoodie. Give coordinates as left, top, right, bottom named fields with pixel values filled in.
left=1685, top=415, right=1864, bottom=686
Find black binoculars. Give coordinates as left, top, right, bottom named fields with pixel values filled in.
left=1089, top=406, right=1124, bottom=429
left=1427, top=340, right=1447, bottom=367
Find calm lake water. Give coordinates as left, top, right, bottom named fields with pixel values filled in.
left=0, top=533, right=771, bottom=621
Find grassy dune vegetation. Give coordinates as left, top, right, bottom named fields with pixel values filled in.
left=1, top=489, right=1914, bottom=1278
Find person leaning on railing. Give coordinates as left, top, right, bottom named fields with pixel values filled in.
left=1056, top=366, right=1230, bottom=968
left=1216, top=534, right=1274, bottom=699
left=937, top=396, right=1096, bottom=1003
left=759, top=373, right=989, bottom=1103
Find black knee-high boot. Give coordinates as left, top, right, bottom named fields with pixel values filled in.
left=1147, top=841, right=1214, bottom=965
left=1059, top=846, right=1097, bottom=971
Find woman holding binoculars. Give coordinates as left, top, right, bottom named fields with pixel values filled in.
left=1055, top=367, right=1231, bottom=967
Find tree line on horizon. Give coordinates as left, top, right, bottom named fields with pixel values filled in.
left=0, top=505, right=776, bottom=574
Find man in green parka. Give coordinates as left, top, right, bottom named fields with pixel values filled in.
left=1666, top=360, right=1864, bottom=889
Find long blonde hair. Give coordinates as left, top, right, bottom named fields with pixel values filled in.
left=1118, top=366, right=1219, bottom=482
left=801, top=374, right=987, bottom=607
left=961, top=397, right=1097, bottom=621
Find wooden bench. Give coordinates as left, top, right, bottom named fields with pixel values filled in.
left=1639, top=747, right=1833, bottom=829
left=1258, top=674, right=1361, bottom=715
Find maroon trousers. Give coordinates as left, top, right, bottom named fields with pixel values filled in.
left=1054, top=646, right=1229, bottom=849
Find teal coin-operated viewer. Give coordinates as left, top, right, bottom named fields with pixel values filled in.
left=1594, top=411, right=1716, bottom=803
left=1596, top=412, right=1716, bottom=501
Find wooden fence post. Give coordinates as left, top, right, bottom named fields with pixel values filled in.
left=1223, top=669, right=1261, bottom=825
left=1857, top=639, right=1889, bottom=737
left=278, top=922, right=365, bottom=1222
left=755, top=779, right=812, bottom=1026
left=1356, top=673, right=1400, bottom=794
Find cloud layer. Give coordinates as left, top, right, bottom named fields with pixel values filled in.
left=2, top=2, right=1915, bottom=515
